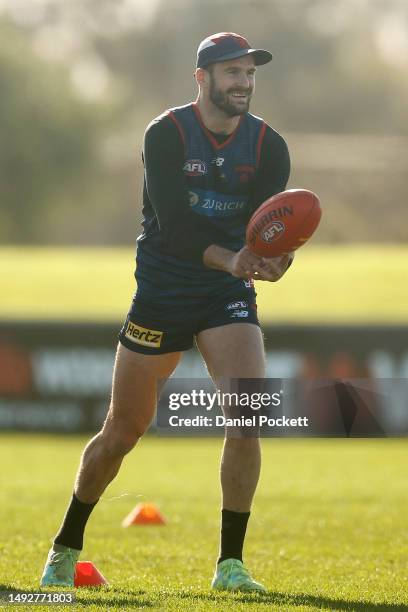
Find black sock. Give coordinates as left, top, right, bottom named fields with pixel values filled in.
left=54, top=493, right=98, bottom=550
left=218, top=509, right=250, bottom=565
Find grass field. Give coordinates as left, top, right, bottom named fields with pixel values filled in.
left=1, top=245, right=408, bottom=324
left=0, top=434, right=407, bottom=611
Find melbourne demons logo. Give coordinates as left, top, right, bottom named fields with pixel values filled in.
left=235, top=164, right=255, bottom=183
left=261, top=221, right=285, bottom=243
left=183, top=159, right=207, bottom=176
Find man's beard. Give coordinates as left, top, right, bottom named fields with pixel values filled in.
left=209, top=78, right=252, bottom=117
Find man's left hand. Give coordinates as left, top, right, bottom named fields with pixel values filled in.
left=252, top=252, right=294, bottom=282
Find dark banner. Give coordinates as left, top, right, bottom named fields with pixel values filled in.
left=0, top=321, right=407, bottom=434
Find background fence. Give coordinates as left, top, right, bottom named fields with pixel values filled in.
left=1, top=321, right=406, bottom=434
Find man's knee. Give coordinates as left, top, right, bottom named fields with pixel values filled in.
left=101, top=416, right=147, bottom=457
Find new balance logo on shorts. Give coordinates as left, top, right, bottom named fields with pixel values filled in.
left=125, top=321, right=163, bottom=347
left=225, top=300, right=249, bottom=319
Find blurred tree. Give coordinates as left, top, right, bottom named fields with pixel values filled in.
left=0, top=0, right=407, bottom=244
left=0, top=21, right=103, bottom=243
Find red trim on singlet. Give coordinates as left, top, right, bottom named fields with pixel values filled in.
left=168, top=111, right=186, bottom=154
left=256, top=122, right=267, bottom=169
left=191, top=102, right=244, bottom=151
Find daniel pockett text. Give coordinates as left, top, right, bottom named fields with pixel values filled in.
left=164, top=389, right=309, bottom=430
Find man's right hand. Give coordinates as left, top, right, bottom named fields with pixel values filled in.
left=227, top=246, right=265, bottom=279
left=203, top=244, right=264, bottom=279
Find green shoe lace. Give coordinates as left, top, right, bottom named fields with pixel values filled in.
left=49, top=550, right=77, bottom=580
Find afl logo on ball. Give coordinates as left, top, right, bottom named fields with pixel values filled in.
left=183, top=159, right=207, bottom=176
left=261, top=221, right=285, bottom=243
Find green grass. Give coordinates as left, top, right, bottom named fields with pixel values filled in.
left=0, top=435, right=407, bottom=611
left=1, top=245, right=408, bottom=324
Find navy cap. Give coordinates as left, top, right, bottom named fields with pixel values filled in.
left=196, top=32, right=272, bottom=69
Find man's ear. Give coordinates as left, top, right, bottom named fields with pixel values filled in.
left=195, top=67, right=208, bottom=87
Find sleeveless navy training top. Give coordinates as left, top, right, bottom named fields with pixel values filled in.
left=136, top=103, right=266, bottom=299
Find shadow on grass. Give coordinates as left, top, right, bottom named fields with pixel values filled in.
left=76, top=587, right=408, bottom=611
left=175, top=589, right=408, bottom=611
left=75, top=594, right=154, bottom=608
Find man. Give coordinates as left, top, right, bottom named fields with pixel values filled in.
left=41, top=32, right=292, bottom=592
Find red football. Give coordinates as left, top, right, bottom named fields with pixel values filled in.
left=246, top=189, right=322, bottom=257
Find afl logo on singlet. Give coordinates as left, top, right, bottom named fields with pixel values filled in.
left=183, top=159, right=207, bottom=176
left=261, top=221, right=285, bottom=243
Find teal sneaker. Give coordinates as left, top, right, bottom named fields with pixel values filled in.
left=211, top=558, right=267, bottom=592
left=40, top=544, right=80, bottom=587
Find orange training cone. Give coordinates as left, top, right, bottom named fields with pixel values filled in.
left=74, top=561, right=109, bottom=587
left=122, top=502, right=166, bottom=527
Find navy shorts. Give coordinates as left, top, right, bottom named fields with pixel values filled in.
left=118, top=288, right=259, bottom=354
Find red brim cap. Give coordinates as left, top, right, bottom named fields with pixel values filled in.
left=196, top=33, right=272, bottom=69
left=197, top=48, right=272, bottom=69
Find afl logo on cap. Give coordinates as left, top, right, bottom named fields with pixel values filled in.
left=183, top=159, right=207, bottom=176
left=261, top=221, right=285, bottom=243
